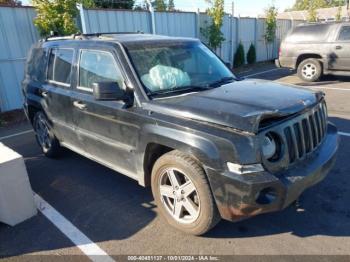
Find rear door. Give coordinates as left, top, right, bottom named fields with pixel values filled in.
left=329, top=25, right=350, bottom=70
left=71, top=47, right=140, bottom=179
left=42, top=47, right=80, bottom=145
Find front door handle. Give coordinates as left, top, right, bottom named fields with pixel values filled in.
left=335, top=45, right=342, bottom=50
left=73, top=101, right=87, bottom=110
left=40, top=90, right=48, bottom=97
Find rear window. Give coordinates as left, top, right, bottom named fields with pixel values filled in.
left=26, top=47, right=47, bottom=80
left=285, top=24, right=330, bottom=43
left=338, top=26, right=350, bottom=41
left=47, top=48, right=74, bottom=85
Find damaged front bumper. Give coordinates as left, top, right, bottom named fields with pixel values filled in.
left=206, top=123, right=339, bottom=222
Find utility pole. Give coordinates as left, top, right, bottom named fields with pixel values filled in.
left=231, top=1, right=234, bottom=17
left=146, top=0, right=156, bottom=34
left=230, top=1, right=235, bottom=67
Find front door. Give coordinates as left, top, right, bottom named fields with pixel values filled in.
left=329, top=25, right=350, bottom=71
left=71, top=48, right=140, bottom=179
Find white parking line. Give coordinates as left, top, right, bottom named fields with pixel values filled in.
left=243, top=68, right=283, bottom=78
left=339, top=132, right=350, bottom=137
left=0, top=129, right=33, bottom=140
left=309, top=86, right=350, bottom=92
left=34, top=194, right=115, bottom=262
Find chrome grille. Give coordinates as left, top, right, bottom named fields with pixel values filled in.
left=283, top=101, right=327, bottom=164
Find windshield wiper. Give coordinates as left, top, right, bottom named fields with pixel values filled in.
left=209, top=76, right=235, bottom=87
left=149, top=85, right=211, bottom=97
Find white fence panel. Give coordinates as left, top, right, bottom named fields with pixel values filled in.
left=0, top=6, right=39, bottom=112
left=237, top=18, right=256, bottom=61
left=256, top=18, right=268, bottom=62
left=155, top=12, right=197, bottom=37
left=199, top=14, right=233, bottom=63
left=82, top=9, right=151, bottom=33
left=217, top=15, right=233, bottom=63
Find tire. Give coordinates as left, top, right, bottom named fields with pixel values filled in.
left=33, top=111, right=61, bottom=158
left=297, top=58, right=322, bottom=82
left=151, top=150, right=220, bottom=235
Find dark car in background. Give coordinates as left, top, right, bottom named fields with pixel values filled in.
left=276, top=22, right=350, bottom=82
left=22, top=33, right=338, bottom=235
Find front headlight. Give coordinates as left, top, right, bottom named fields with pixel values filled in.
left=262, top=133, right=277, bottom=160
left=261, top=132, right=284, bottom=162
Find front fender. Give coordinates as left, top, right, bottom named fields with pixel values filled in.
left=139, top=124, right=222, bottom=170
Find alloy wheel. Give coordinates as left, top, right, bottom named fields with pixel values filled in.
left=302, top=63, right=317, bottom=80
left=159, top=168, right=200, bottom=224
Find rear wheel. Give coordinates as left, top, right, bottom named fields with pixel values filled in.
left=33, top=111, right=61, bottom=158
left=151, top=150, right=220, bottom=235
left=297, top=58, right=322, bottom=82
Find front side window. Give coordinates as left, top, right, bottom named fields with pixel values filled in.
left=47, top=48, right=74, bottom=85
left=338, top=26, right=350, bottom=41
left=78, top=50, right=125, bottom=91
left=125, top=41, right=235, bottom=97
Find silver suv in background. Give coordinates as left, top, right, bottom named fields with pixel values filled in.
left=276, top=22, right=350, bottom=82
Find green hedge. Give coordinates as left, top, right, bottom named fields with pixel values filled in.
left=233, top=42, right=245, bottom=67
left=247, top=43, right=256, bottom=64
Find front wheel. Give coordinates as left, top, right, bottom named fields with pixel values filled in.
left=297, top=58, right=322, bottom=82
left=33, top=111, right=61, bottom=158
left=151, top=150, right=220, bottom=235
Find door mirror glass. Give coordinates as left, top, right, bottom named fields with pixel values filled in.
left=92, top=82, right=126, bottom=101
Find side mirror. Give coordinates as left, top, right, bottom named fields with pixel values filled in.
left=92, top=82, right=126, bottom=101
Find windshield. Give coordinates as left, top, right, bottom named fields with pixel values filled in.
left=125, top=41, right=235, bottom=96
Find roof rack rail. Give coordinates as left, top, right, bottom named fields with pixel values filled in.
left=300, top=20, right=342, bottom=25
left=44, top=31, right=144, bottom=42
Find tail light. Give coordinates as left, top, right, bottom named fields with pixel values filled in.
left=278, top=47, right=282, bottom=57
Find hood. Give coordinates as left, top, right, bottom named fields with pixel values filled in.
left=144, top=79, right=324, bottom=134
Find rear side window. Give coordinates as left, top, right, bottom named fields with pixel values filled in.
left=26, top=47, right=47, bottom=81
left=338, top=26, right=350, bottom=41
left=78, top=50, right=125, bottom=91
left=47, top=48, right=74, bottom=85
left=285, top=24, right=330, bottom=43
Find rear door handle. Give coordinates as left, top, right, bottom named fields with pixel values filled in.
left=335, top=45, right=342, bottom=50
left=73, top=100, right=87, bottom=110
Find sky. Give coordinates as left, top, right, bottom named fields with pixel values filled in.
left=173, top=0, right=296, bottom=16
left=21, top=0, right=296, bottom=17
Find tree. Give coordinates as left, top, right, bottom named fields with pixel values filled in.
left=168, top=0, right=175, bottom=11
left=264, top=5, right=277, bottom=60
left=153, top=0, right=167, bottom=11
left=233, top=42, right=245, bottom=67
left=200, top=0, right=225, bottom=50
left=292, top=0, right=345, bottom=11
left=32, top=0, right=95, bottom=37
left=247, top=43, right=256, bottom=64
left=308, top=3, right=318, bottom=21
left=33, top=0, right=78, bottom=37
left=134, top=0, right=149, bottom=11
left=336, top=5, right=342, bottom=21
left=0, top=0, right=22, bottom=5
left=93, top=0, right=134, bottom=9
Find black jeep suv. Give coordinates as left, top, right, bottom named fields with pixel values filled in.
left=22, top=33, right=339, bottom=235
